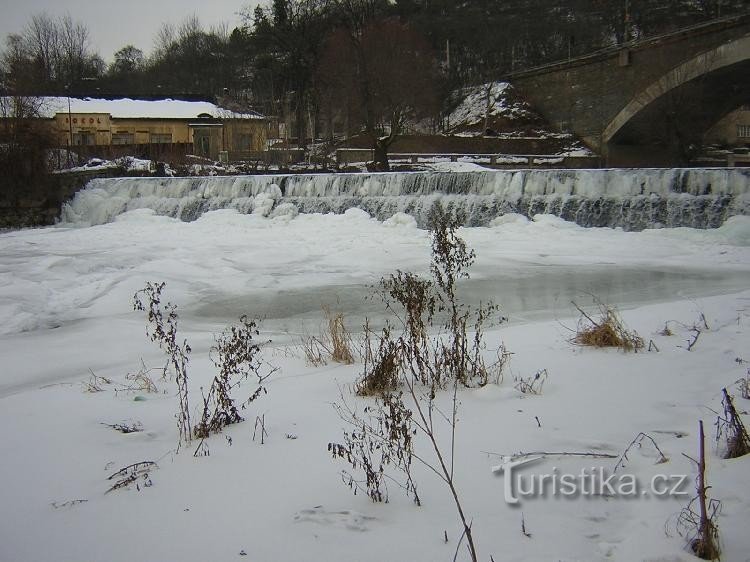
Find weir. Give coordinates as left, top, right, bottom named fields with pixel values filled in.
left=60, top=168, right=750, bottom=230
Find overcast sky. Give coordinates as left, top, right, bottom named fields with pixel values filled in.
left=0, top=0, right=259, bottom=63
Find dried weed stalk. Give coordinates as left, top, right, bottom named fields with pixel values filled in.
left=301, top=334, right=327, bottom=367
left=101, top=421, right=143, bottom=434
left=106, top=461, right=157, bottom=493
left=716, top=388, right=750, bottom=459
left=134, top=282, right=192, bottom=447
left=514, top=369, right=549, bottom=395
left=324, top=306, right=355, bottom=364
left=613, top=432, right=668, bottom=473
left=676, top=421, right=721, bottom=560
left=82, top=370, right=112, bottom=393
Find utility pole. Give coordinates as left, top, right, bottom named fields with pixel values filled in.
left=66, top=84, right=73, bottom=167
left=624, top=0, right=632, bottom=43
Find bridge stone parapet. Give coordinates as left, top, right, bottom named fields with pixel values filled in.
left=509, top=14, right=750, bottom=167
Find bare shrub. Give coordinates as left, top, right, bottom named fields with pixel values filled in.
left=134, top=282, right=192, bottom=447
left=572, top=299, right=644, bottom=352
left=356, top=323, right=402, bottom=397
left=375, top=205, right=506, bottom=391
left=193, top=315, right=271, bottom=440
left=331, top=203, right=504, bottom=562
left=133, top=284, right=273, bottom=453
left=329, top=389, right=419, bottom=505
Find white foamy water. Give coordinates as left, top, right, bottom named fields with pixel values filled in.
left=60, top=168, right=750, bottom=230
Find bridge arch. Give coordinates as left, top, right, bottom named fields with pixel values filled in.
left=603, top=34, right=750, bottom=144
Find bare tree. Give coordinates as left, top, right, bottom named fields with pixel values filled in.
left=0, top=96, right=53, bottom=207
left=317, top=18, right=438, bottom=170
left=2, top=13, right=101, bottom=94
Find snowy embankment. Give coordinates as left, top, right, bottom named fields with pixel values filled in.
left=0, top=209, right=749, bottom=561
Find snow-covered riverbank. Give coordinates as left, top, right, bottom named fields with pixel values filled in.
left=1, top=208, right=748, bottom=561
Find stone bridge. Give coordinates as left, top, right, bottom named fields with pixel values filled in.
left=508, top=13, right=750, bottom=166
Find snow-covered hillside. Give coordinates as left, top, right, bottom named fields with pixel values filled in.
left=446, top=82, right=540, bottom=134
left=444, top=81, right=593, bottom=157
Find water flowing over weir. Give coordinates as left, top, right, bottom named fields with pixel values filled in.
left=61, top=168, right=750, bottom=230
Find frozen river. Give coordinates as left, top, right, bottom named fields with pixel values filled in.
left=1, top=205, right=748, bottom=396
left=193, top=265, right=750, bottom=338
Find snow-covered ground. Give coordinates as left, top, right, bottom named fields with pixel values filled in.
left=1, top=208, right=749, bottom=562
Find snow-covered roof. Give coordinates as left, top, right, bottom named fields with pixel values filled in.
left=36, top=97, right=264, bottom=120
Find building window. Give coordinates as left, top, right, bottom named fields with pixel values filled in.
left=150, top=133, right=172, bottom=144
left=738, top=125, right=750, bottom=139
left=112, top=132, right=134, bottom=145
left=72, top=132, right=96, bottom=145
left=237, top=133, right=253, bottom=151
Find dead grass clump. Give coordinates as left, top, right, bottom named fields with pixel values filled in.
left=117, top=360, right=160, bottom=393
left=302, top=307, right=355, bottom=366
left=324, top=306, right=355, bottom=364
left=572, top=300, right=644, bottom=352
left=659, top=322, right=674, bottom=336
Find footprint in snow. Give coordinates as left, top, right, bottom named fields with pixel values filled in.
left=293, top=506, right=376, bottom=532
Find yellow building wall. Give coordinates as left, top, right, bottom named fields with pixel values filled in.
left=111, top=119, right=193, bottom=144
left=50, top=112, right=268, bottom=155
left=223, top=120, right=268, bottom=152
left=54, top=113, right=111, bottom=145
